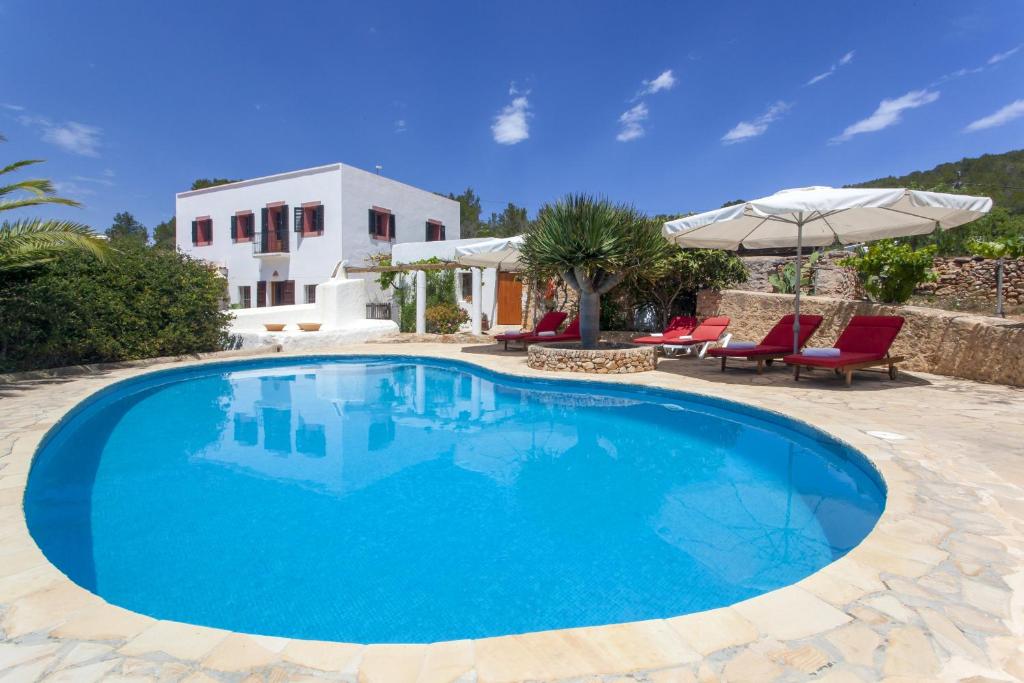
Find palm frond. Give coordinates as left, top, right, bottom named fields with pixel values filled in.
left=0, top=218, right=108, bottom=272
left=0, top=159, right=44, bottom=178
left=0, top=195, right=82, bottom=212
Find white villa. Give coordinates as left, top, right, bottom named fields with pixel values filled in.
left=176, top=163, right=522, bottom=341
left=175, top=163, right=461, bottom=309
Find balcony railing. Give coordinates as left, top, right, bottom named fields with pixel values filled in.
left=253, top=229, right=289, bottom=256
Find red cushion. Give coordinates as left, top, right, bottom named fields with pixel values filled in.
left=782, top=351, right=887, bottom=368
left=666, top=316, right=698, bottom=333
left=708, top=344, right=790, bottom=358
left=534, top=311, right=569, bottom=334
left=688, top=316, right=730, bottom=342
left=495, top=311, right=567, bottom=341
left=834, top=316, right=904, bottom=355
left=760, top=314, right=824, bottom=348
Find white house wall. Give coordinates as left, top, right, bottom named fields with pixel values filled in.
left=175, top=163, right=460, bottom=309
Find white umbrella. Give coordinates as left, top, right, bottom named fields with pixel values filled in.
left=454, top=235, right=524, bottom=270
left=663, top=186, right=993, bottom=353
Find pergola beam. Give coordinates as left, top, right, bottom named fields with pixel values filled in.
left=346, top=263, right=460, bottom=273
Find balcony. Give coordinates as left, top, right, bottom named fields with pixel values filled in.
left=253, top=230, right=289, bottom=257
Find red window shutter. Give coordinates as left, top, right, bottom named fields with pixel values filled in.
left=282, top=280, right=295, bottom=305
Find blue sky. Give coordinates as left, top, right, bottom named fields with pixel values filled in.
left=3, top=0, right=1023, bottom=232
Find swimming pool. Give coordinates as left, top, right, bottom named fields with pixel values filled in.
left=25, top=356, right=885, bottom=644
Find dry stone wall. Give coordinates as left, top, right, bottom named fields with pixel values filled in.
left=527, top=343, right=656, bottom=374
left=697, top=289, right=1024, bottom=386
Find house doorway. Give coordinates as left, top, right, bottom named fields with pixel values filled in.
left=270, top=280, right=295, bottom=306
left=496, top=272, right=522, bottom=325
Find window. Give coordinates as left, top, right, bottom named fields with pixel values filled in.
left=259, top=204, right=290, bottom=253
left=425, top=220, right=445, bottom=242
left=238, top=285, right=252, bottom=308
left=295, top=203, right=324, bottom=237
left=191, top=217, right=213, bottom=246
left=231, top=212, right=254, bottom=242
left=257, top=281, right=267, bottom=308
left=459, top=272, right=473, bottom=302
left=368, top=206, right=395, bottom=241
left=305, top=284, right=317, bottom=304
left=271, top=280, right=295, bottom=306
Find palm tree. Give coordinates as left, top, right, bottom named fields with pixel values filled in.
left=520, top=194, right=668, bottom=349
left=0, top=135, right=107, bottom=271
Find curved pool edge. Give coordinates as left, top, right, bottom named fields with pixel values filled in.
left=1, top=343, right=1013, bottom=681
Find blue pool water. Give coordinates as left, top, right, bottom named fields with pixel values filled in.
left=25, top=356, right=884, bottom=643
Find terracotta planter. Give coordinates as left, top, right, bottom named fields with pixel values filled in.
left=263, top=323, right=286, bottom=332
left=298, top=322, right=322, bottom=332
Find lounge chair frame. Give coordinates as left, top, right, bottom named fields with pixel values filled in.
left=792, top=354, right=904, bottom=386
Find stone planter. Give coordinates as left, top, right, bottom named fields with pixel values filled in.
left=527, top=342, right=656, bottom=374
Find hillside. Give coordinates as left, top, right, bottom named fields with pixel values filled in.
left=850, top=149, right=1024, bottom=214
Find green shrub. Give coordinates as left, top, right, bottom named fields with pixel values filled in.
left=0, top=242, right=231, bottom=371
left=840, top=240, right=937, bottom=304
left=424, top=303, right=469, bottom=334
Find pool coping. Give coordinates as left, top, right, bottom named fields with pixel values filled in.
left=1, top=344, right=1022, bottom=682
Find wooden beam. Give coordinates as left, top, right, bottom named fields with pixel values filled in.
left=346, top=262, right=461, bottom=273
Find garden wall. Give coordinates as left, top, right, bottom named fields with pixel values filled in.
left=738, top=253, right=1024, bottom=311
left=696, top=289, right=1024, bottom=386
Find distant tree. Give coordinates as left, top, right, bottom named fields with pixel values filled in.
left=190, top=178, right=239, bottom=191
left=106, top=211, right=149, bottom=245
left=720, top=199, right=746, bottom=208
left=484, top=202, right=530, bottom=237
left=153, top=217, right=176, bottom=250
left=446, top=187, right=483, bottom=238
left=968, top=236, right=1024, bottom=317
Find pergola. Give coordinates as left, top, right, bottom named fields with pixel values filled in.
left=345, top=261, right=485, bottom=335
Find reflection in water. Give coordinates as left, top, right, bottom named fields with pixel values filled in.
left=25, top=358, right=884, bottom=644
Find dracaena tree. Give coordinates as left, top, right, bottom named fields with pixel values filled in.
left=0, top=134, right=107, bottom=272
left=521, top=194, right=668, bottom=348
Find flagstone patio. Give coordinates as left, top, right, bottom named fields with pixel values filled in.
left=1, top=342, right=1022, bottom=682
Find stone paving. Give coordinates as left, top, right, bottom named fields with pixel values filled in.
left=1, top=342, right=1022, bottom=682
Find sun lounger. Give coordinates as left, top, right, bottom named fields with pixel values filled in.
left=632, top=316, right=698, bottom=345
left=523, top=317, right=580, bottom=345
left=783, top=315, right=905, bottom=386
left=661, top=316, right=731, bottom=358
left=708, top=314, right=823, bottom=373
left=495, top=311, right=567, bottom=350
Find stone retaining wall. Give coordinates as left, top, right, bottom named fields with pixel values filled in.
left=527, top=343, right=656, bottom=374
left=739, top=253, right=1024, bottom=311
left=697, top=289, right=1024, bottom=386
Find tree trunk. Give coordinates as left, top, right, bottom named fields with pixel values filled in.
left=579, top=290, right=601, bottom=349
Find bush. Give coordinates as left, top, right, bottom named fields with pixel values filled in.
left=424, top=303, right=469, bottom=334
left=840, top=240, right=937, bottom=304
left=0, top=242, right=231, bottom=371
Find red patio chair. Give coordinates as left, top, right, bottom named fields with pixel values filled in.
left=708, top=314, right=824, bottom=373
left=783, top=315, right=905, bottom=386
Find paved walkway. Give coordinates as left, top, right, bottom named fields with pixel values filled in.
left=1, top=343, right=1022, bottom=682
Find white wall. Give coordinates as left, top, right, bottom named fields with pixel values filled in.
left=175, top=163, right=460, bottom=310
left=340, top=165, right=461, bottom=303
left=176, top=165, right=344, bottom=308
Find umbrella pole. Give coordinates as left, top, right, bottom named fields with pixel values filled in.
left=793, top=219, right=803, bottom=355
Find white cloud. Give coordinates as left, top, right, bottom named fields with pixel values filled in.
left=491, top=90, right=531, bottom=145
left=53, top=180, right=96, bottom=197
left=964, top=99, right=1024, bottom=132
left=988, top=45, right=1021, bottom=64
left=721, top=101, right=792, bottom=144
left=806, top=67, right=836, bottom=86
left=1, top=103, right=24, bottom=111
left=616, top=103, right=649, bottom=142
left=18, top=114, right=102, bottom=156
left=806, top=50, right=855, bottom=86
left=639, top=69, right=676, bottom=96
left=394, top=119, right=407, bottom=133
left=831, top=89, right=939, bottom=143
left=72, top=174, right=114, bottom=187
